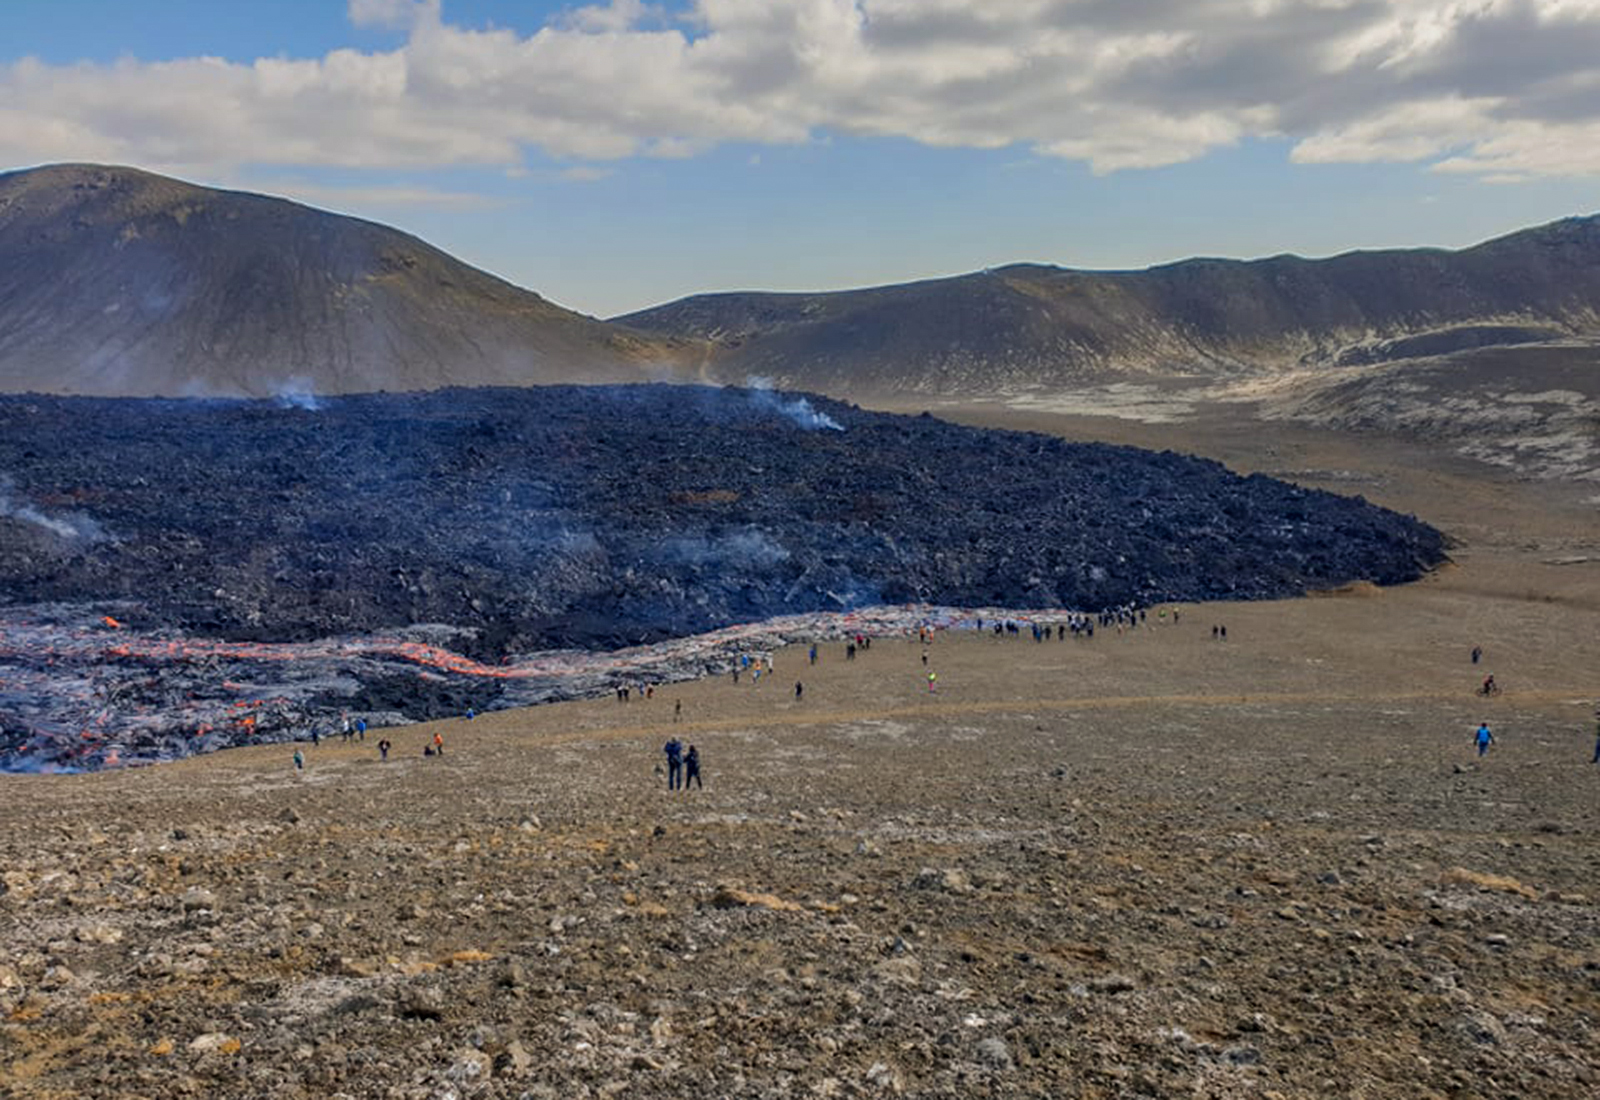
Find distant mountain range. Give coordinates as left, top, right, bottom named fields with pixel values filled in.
left=617, top=218, right=1600, bottom=398
left=0, top=163, right=1595, bottom=400
left=0, top=164, right=689, bottom=397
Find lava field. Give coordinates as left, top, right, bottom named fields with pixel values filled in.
left=0, top=384, right=1447, bottom=769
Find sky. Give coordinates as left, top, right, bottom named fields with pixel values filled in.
left=2, top=0, right=1598, bottom=318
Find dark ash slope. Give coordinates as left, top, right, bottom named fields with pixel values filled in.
left=0, top=385, right=1444, bottom=654
left=0, top=164, right=692, bottom=397
left=615, top=216, right=1600, bottom=395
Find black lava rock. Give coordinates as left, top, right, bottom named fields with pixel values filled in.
left=0, top=385, right=1445, bottom=654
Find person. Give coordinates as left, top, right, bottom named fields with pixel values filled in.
left=1475, top=722, right=1494, bottom=757
left=809, top=643, right=817, bottom=665
left=1481, top=674, right=1498, bottom=696
left=293, top=748, right=305, bottom=771
left=927, top=671, right=937, bottom=693
left=378, top=738, right=391, bottom=761
left=674, top=699, right=682, bottom=723
left=432, top=731, right=444, bottom=755
left=685, top=744, right=703, bottom=789
left=310, top=726, right=319, bottom=746
left=341, top=714, right=351, bottom=741
left=1471, top=645, right=1483, bottom=665
left=664, top=737, right=684, bottom=790
left=465, top=708, right=475, bottom=720
left=356, top=718, right=367, bottom=741
left=794, top=681, right=803, bottom=700
left=1592, top=710, right=1600, bottom=764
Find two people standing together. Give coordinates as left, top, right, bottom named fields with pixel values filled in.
left=662, top=737, right=703, bottom=790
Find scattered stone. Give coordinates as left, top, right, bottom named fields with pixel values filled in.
left=1443, top=868, right=1538, bottom=899
left=181, top=887, right=216, bottom=911
left=975, top=1037, right=1014, bottom=1071
left=187, top=1033, right=240, bottom=1055
left=710, top=886, right=805, bottom=912
left=398, top=985, right=444, bottom=1021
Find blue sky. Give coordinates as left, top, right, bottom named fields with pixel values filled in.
left=2, top=1, right=1597, bottom=317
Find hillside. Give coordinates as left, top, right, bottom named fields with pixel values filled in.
left=615, top=217, right=1600, bottom=397
left=0, top=164, right=693, bottom=397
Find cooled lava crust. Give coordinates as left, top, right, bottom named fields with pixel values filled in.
left=0, top=385, right=1445, bottom=655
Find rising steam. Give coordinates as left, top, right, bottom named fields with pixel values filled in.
left=270, top=377, right=323, bottom=411
left=745, top=377, right=844, bottom=431
left=0, top=477, right=108, bottom=542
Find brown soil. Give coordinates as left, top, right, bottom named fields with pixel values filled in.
left=2, top=409, right=1598, bottom=1099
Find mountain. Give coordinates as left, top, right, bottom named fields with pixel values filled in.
left=0, top=164, right=693, bottom=397
left=614, top=217, right=1600, bottom=397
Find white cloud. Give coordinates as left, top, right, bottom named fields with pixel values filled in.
left=348, top=0, right=438, bottom=31
left=3, top=1, right=1600, bottom=181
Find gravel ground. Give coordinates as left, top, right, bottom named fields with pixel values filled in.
left=2, top=412, right=1597, bottom=1099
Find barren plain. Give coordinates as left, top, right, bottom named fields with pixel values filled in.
left=3, top=405, right=1598, bottom=1099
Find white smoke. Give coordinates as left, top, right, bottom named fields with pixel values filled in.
left=271, top=377, right=323, bottom=411
left=745, top=377, right=844, bottom=431
left=0, top=477, right=108, bottom=542
left=660, top=529, right=790, bottom=569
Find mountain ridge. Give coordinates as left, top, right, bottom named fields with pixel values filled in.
left=2, top=162, right=1596, bottom=401
left=0, top=163, right=695, bottom=397
left=616, top=214, right=1600, bottom=397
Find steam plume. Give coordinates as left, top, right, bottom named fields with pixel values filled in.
left=0, top=477, right=107, bottom=542
left=745, top=377, right=844, bottom=431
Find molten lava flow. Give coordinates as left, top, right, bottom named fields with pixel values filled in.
left=1, top=603, right=1049, bottom=771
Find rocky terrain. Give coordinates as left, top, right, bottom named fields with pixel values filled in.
left=2, top=549, right=1596, bottom=1099
left=616, top=216, right=1600, bottom=399
left=0, top=164, right=691, bottom=397
left=0, top=385, right=1445, bottom=771
left=2, top=381, right=1597, bottom=1098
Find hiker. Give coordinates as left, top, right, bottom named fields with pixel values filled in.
left=927, top=671, right=937, bottom=693
left=794, top=681, right=803, bottom=700
left=846, top=643, right=856, bottom=661
left=356, top=718, right=367, bottom=741
left=341, top=714, right=351, bottom=741
left=1475, top=722, right=1494, bottom=757
left=685, top=744, right=703, bottom=789
left=664, top=737, right=684, bottom=790
left=1471, top=645, right=1483, bottom=665
left=1480, top=674, right=1498, bottom=696
left=377, top=738, right=391, bottom=761
left=674, top=699, right=682, bottom=723
left=809, top=643, right=817, bottom=665
left=432, top=731, right=444, bottom=755
left=309, top=727, right=319, bottom=746
left=465, top=708, right=474, bottom=720
left=293, top=748, right=304, bottom=771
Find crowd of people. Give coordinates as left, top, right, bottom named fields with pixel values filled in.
left=283, top=616, right=1596, bottom=777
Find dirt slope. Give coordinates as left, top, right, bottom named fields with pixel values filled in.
left=0, top=164, right=695, bottom=397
